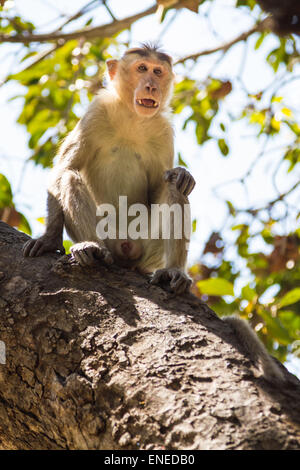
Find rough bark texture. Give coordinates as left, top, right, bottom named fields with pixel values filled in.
left=0, top=221, right=299, bottom=450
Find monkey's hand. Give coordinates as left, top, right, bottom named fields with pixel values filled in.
left=70, top=241, right=113, bottom=267
left=164, top=167, right=196, bottom=196
left=23, top=235, right=65, bottom=257
left=150, top=267, right=192, bottom=295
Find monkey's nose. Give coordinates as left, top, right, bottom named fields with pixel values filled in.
left=145, top=85, right=157, bottom=94
left=121, top=241, right=131, bottom=256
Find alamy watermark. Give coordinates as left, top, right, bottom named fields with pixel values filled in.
left=0, top=340, right=5, bottom=365
left=95, top=196, right=191, bottom=245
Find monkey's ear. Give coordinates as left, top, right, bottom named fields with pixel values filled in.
left=106, top=59, right=118, bottom=80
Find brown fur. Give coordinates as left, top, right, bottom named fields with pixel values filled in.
left=23, top=45, right=195, bottom=294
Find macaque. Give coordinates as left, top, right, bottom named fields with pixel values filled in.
left=21, top=44, right=290, bottom=381
left=23, top=43, right=195, bottom=294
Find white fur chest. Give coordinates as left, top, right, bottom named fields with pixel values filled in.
left=86, top=142, right=149, bottom=207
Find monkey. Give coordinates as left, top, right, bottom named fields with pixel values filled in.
left=223, top=315, right=286, bottom=383
left=23, top=43, right=196, bottom=294
left=21, top=44, right=291, bottom=380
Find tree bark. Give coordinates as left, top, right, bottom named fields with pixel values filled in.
left=0, top=221, right=299, bottom=450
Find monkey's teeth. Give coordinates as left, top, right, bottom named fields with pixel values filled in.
left=137, top=99, right=159, bottom=108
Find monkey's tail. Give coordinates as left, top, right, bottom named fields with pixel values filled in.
left=223, top=315, right=286, bottom=383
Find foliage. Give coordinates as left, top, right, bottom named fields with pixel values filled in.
left=0, top=0, right=299, bottom=364
left=0, top=174, right=31, bottom=235
left=10, top=38, right=114, bottom=167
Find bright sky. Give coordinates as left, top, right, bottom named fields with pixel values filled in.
left=0, top=1, right=299, bottom=374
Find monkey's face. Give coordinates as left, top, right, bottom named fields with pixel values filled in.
left=131, top=59, right=173, bottom=117
left=108, top=55, right=174, bottom=118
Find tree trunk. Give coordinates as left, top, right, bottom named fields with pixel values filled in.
left=0, top=221, right=299, bottom=450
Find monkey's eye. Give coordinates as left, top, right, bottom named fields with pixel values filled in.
left=154, top=68, right=162, bottom=76
left=138, top=64, right=147, bottom=72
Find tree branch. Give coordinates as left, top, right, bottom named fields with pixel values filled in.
left=174, top=17, right=272, bottom=65
left=51, top=0, right=100, bottom=33
left=0, top=221, right=300, bottom=450
left=0, top=4, right=157, bottom=44
left=0, top=1, right=103, bottom=86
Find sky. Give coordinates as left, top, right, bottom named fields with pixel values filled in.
left=0, top=0, right=299, bottom=374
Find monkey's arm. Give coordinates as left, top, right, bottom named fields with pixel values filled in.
left=224, top=315, right=286, bottom=383
left=23, top=192, right=65, bottom=257
left=150, top=167, right=196, bottom=294
left=23, top=121, right=95, bottom=258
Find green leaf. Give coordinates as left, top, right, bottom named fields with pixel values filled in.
left=254, top=32, right=267, bottom=50
left=270, top=116, right=280, bottom=132
left=236, top=0, right=256, bottom=9
left=271, top=96, right=283, bottom=103
left=266, top=38, right=289, bottom=72
left=259, top=309, right=291, bottom=345
left=281, top=107, right=292, bottom=118
left=232, top=224, right=245, bottom=231
left=278, top=288, right=300, bottom=308
left=85, top=17, right=93, bottom=27
left=249, top=110, right=266, bottom=128
left=0, top=174, right=13, bottom=208
left=63, top=239, right=73, bottom=254
left=284, top=148, right=300, bottom=172
left=285, top=121, right=300, bottom=136
left=241, top=284, right=257, bottom=302
left=20, top=50, right=39, bottom=63
left=177, top=152, right=188, bottom=168
left=19, top=214, right=32, bottom=236
left=192, top=218, right=197, bottom=233
left=279, top=310, right=300, bottom=339
left=197, top=278, right=234, bottom=296
left=218, top=138, right=229, bottom=156
left=226, top=200, right=236, bottom=216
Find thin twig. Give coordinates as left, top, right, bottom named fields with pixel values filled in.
left=0, top=2, right=155, bottom=86
left=174, top=17, right=271, bottom=65
left=0, top=44, right=59, bottom=87
left=8, top=0, right=101, bottom=76
left=102, top=0, right=117, bottom=21
left=0, top=5, right=157, bottom=44
left=157, top=9, right=179, bottom=41
left=52, top=0, right=100, bottom=33
left=235, top=180, right=300, bottom=215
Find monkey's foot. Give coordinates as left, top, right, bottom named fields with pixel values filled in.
left=70, top=241, right=113, bottom=267
left=150, top=268, right=192, bottom=294
left=23, top=236, right=65, bottom=257
left=164, top=167, right=196, bottom=196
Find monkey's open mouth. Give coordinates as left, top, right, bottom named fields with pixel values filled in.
left=136, top=99, right=159, bottom=108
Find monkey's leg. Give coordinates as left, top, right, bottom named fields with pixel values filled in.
left=60, top=170, right=113, bottom=267
left=150, top=229, right=192, bottom=295
left=23, top=193, right=65, bottom=257
left=23, top=170, right=113, bottom=266
left=150, top=168, right=195, bottom=294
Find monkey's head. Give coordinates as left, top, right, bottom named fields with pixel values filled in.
left=107, top=44, right=174, bottom=118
